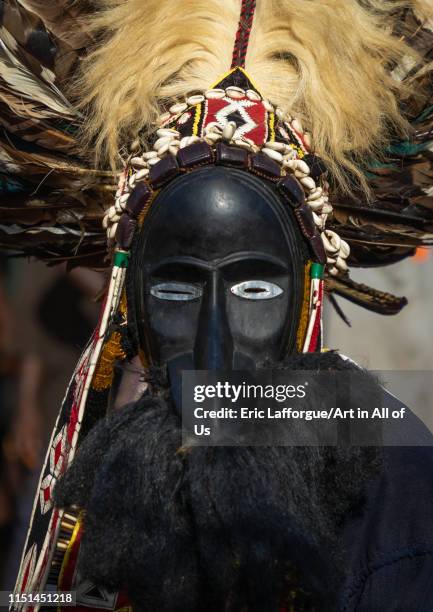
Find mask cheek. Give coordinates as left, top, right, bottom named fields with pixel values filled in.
left=167, top=352, right=195, bottom=415
left=145, top=297, right=201, bottom=363
left=226, top=293, right=291, bottom=362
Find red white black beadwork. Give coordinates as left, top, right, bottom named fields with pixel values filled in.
left=103, top=68, right=350, bottom=277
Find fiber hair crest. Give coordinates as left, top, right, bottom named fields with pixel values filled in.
left=76, top=0, right=428, bottom=190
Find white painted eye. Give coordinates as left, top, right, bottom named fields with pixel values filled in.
left=150, top=282, right=202, bottom=301
left=230, top=280, right=283, bottom=300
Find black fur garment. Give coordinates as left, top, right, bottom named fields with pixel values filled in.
left=55, top=352, right=382, bottom=612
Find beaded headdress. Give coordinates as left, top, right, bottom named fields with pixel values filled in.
left=102, top=65, right=349, bottom=358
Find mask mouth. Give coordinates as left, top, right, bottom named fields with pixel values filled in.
left=166, top=350, right=257, bottom=414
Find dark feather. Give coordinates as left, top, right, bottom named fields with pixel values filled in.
left=330, top=7, right=433, bottom=274
left=0, top=3, right=432, bottom=290
left=325, top=275, right=408, bottom=315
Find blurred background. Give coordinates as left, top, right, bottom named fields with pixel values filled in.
left=0, top=257, right=101, bottom=593
left=0, top=251, right=432, bottom=591
left=325, top=249, right=433, bottom=431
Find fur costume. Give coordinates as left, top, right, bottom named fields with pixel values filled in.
left=54, top=352, right=381, bottom=611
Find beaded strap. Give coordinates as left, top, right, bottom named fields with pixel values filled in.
left=231, top=0, right=257, bottom=69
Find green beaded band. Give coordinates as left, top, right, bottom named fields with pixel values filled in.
left=113, top=250, right=130, bottom=268
left=310, top=262, right=324, bottom=279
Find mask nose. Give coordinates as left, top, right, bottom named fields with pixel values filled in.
left=194, top=271, right=233, bottom=370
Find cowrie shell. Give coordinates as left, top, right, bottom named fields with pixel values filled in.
left=246, top=89, right=261, bottom=101
left=265, top=141, right=287, bottom=153
left=283, top=159, right=297, bottom=171
left=307, top=187, right=323, bottom=201
left=115, top=200, right=124, bottom=214
left=291, top=118, right=304, bottom=133
left=108, top=206, right=119, bottom=221
left=233, top=138, right=254, bottom=150
left=169, top=144, right=180, bottom=156
left=158, top=112, right=171, bottom=124
left=148, top=157, right=161, bottom=166
left=154, top=135, right=176, bottom=150
left=180, top=135, right=201, bottom=148
left=169, top=102, right=188, bottom=114
left=226, top=86, right=245, bottom=99
left=307, top=199, right=325, bottom=211
left=263, top=99, right=274, bottom=112
left=336, top=257, right=348, bottom=272
left=321, top=203, right=333, bottom=215
left=156, top=143, right=170, bottom=156
left=156, top=128, right=180, bottom=138
left=222, top=121, right=237, bottom=141
left=304, top=132, right=312, bottom=149
left=262, top=148, right=283, bottom=162
left=178, top=112, right=191, bottom=124
left=204, top=122, right=222, bottom=134
left=313, top=212, right=324, bottom=228
left=130, top=156, right=148, bottom=168
left=108, top=223, right=118, bottom=240
left=300, top=176, right=316, bottom=190
left=187, top=94, right=205, bottom=105
left=276, top=108, right=284, bottom=120
left=284, top=148, right=297, bottom=160
left=322, top=230, right=341, bottom=254
left=296, top=160, right=310, bottom=175
left=102, top=215, right=109, bottom=229
left=340, top=240, right=350, bottom=258
left=205, top=132, right=222, bottom=144
left=135, top=168, right=150, bottom=181
left=120, top=193, right=130, bottom=204
left=143, top=151, right=158, bottom=160
left=205, top=88, right=225, bottom=99
left=243, top=136, right=258, bottom=148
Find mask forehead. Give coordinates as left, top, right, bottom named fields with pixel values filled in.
left=140, top=168, right=301, bottom=264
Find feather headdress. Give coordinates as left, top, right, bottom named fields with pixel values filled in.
left=0, top=0, right=432, bottom=285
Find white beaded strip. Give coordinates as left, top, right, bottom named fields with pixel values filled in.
left=103, top=87, right=350, bottom=276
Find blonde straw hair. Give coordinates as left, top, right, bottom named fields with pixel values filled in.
left=76, top=0, right=428, bottom=190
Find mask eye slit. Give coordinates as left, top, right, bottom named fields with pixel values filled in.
left=230, top=280, right=283, bottom=300
left=150, top=282, right=202, bottom=301
left=244, top=287, right=266, bottom=294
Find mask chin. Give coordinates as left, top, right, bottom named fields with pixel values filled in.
left=166, top=350, right=255, bottom=413
left=233, top=351, right=256, bottom=369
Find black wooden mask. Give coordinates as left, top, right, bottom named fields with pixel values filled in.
left=130, top=167, right=306, bottom=387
